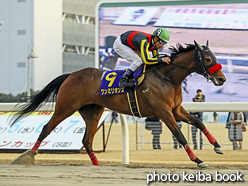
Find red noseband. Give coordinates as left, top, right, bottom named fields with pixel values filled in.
left=208, top=63, right=222, bottom=74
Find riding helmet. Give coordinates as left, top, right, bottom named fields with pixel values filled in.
left=153, top=28, right=170, bottom=42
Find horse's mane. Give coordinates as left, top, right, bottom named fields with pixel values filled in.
left=169, top=43, right=195, bottom=62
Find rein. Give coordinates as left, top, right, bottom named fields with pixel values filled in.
left=155, top=69, right=181, bottom=86
left=132, top=62, right=181, bottom=86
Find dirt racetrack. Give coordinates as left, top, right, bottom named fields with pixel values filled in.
left=1, top=149, right=248, bottom=185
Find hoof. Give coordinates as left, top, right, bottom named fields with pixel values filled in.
left=214, top=147, right=223, bottom=154
left=197, top=162, right=208, bottom=168
left=10, top=150, right=37, bottom=166
left=92, top=158, right=102, bottom=166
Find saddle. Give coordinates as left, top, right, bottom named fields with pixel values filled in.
left=100, top=65, right=146, bottom=117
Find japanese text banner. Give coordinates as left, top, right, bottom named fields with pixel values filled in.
left=0, top=111, right=110, bottom=150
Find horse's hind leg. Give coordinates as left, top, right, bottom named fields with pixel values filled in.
left=11, top=109, right=76, bottom=165
left=30, top=108, right=77, bottom=151
left=78, top=104, right=105, bottom=166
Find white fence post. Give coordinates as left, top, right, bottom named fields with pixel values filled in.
left=120, top=114, right=129, bottom=164
left=141, top=122, right=144, bottom=150
left=197, top=128, right=200, bottom=150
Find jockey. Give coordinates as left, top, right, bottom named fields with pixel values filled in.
left=113, top=28, right=171, bottom=88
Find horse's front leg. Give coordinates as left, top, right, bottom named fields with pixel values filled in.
left=156, top=106, right=208, bottom=168
left=173, top=106, right=223, bottom=154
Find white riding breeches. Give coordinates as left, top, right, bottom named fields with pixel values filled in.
left=113, top=36, right=143, bottom=72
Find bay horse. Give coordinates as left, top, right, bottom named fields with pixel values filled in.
left=10, top=41, right=226, bottom=168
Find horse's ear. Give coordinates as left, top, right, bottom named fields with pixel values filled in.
left=194, top=40, right=203, bottom=51
left=206, top=40, right=209, bottom=47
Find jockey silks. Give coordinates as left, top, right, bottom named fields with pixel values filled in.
left=120, top=30, right=163, bottom=64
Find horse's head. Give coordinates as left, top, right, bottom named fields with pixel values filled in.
left=193, top=40, right=226, bottom=86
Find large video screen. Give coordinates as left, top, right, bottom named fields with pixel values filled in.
left=96, top=1, right=248, bottom=102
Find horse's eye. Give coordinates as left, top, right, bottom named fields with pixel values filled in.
left=206, top=58, right=211, bottom=62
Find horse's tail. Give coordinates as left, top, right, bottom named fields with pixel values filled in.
left=9, top=74, right=70, bottom=126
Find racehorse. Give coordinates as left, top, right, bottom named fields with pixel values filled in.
left=10, top=41, right=226, bottom=168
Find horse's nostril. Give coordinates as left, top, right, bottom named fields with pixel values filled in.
left=218, top=78, right=225, bottom=83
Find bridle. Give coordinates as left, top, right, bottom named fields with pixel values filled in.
left=193, top=49, right=214, bottom=82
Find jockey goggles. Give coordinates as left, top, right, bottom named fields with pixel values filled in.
left=158, top=39, right=167, bottom=46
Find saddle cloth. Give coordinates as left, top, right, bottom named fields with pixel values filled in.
left=100, top=65, right=146, bottom=96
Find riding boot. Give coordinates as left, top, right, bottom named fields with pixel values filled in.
left=119, top=69, right=136, bottom=88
